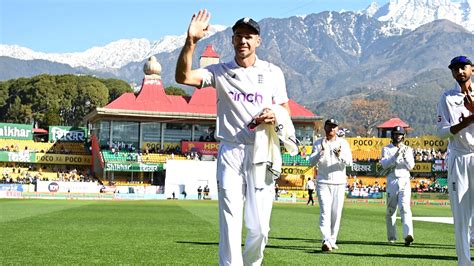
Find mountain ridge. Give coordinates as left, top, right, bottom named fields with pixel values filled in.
left=1, top=0, right=472, bottom=70
left=0, top=0, right=473, bottom=136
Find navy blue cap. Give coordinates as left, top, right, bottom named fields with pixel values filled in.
left=325, top=118, right=339, bottom=126
left=448, top=56, right=472, bottom=69
left=392, top=126, right=405, bottom=135
left=232, top=17, right=260, bottom=35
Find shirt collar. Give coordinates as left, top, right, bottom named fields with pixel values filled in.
left=452, top=79, right=473, bottom=94
left=231, top=55, right=262, bottom=68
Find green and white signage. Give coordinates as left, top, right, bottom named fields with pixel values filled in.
left=105, top=162, right=163, bottom=172
left=0, top=123, right=33, bottom=140
left=49, top=126, right=87, bottom=142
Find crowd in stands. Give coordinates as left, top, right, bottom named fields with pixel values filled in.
left=0, top=141, right=88, bottom=155
left=414, top=148, right=447, bottom=162
left=1, top=165, right=96, bottom=184
left=104, top=141, right=186, bottom=155
left=345, top=174, right=448, bottom=194
left=102, top=140, right=220, bottom=163
left=347, top=176, right=385, bottom=193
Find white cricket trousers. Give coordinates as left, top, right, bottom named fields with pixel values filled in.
left=448, top=151, right=474, bottom=266
left=316, top=182, right=346, bottom=246
left=385, top=176, right=413, bottom=241
left=217, top=142, right=274, bottom=266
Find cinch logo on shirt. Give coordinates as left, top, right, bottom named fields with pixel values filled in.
left=229, top=91, right=263, bottom=103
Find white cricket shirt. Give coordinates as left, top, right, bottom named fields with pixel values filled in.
left=380, top=144, right=415, bottom=179
left=309, top=136, right=353, bottom=185
left=436, top=83, right=474, bottom=154
left=200, top=57, right=289, bottom=145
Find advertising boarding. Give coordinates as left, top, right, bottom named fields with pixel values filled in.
left=49, top=126, right=87, bottom=142
left=0, top=123, right=33, bottom=140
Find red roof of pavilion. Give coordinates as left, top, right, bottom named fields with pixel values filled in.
left=104, top=77, right=316, bottom=118
left=377, top=117, right=410, bottom=129
left=200, top=45, right=220, bottom=58
left=32, top=128, right=48, bottom=133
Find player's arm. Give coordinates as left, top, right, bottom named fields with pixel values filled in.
left=337, top=140, right=352, bottom=167
left=380, top=147, right=396, bottom=169
left=436, top=93, right=453, bottom=139
left=309, top=139, right=323, bottom=165
left=175, top=9, right=210, bottom=87
left=435, top=92, right=474, bottom=137
left=449, top=114, right=474, bottom=135
left=403, top=147, right=415, bottom=171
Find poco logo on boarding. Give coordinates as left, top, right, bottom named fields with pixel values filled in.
left=229, top=91, right=263, bottom=103
left=48, top=182, right=60, bottom=192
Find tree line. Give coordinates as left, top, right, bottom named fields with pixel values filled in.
left=0, top=74, right=133, bottom=128
left=0, top=74, right=190, bottom=130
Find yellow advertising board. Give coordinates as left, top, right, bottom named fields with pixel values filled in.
left=279, top=166, right=315, bottom=188
left=411, top=162, right=432, bottom=173
left=282, top=145, right=312, bottom=156
left=346, top=138, right=390, bottom=151
left=299, top=145, right=312, bottom=156
left=142, top=142, right=180, bottom=151
left=346, top=136, right=448, bottom=151
left=35, top=153, right=92, bottom=165
left=405, top=136, right=448, bottom=150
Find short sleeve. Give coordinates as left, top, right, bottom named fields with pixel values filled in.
left=436, top=93, right=454, bottom=139
left=271, top=66, right=289, bottom=105
left=200, top=66, right=215, bottom=88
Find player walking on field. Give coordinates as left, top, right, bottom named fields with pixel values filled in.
left=306, top=177, right=315, bottom=206
left=380, top=126, right=415, bottom=246
left=175, top=10, right=292, bottom=265
left=436, top=55, right=474, bottom=266
left=309, top=118, right=352, bottom=251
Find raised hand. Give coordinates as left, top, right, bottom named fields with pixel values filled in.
left=187, top=9, right=211, bottom=45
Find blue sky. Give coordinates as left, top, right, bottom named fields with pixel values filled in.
left=0, top=0, right=381, bottom=53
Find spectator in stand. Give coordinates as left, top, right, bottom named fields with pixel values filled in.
left=181, top=189, right=187, bottom=199
left=203, top=185, right=209, bottom=200
left=197, top=186, right=203, bottom=200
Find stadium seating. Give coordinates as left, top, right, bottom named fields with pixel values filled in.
left=1, top=165, right=89, bottom=182
left=0, top=139, right=88, bottom=155
left=436, top=178, right=447, bottom=187
left=352, top=150, right=381, bottom=161
left=282, top=153, right=311, bottom=166
left=102, top=151, right=186, bottom=163
left=282, top=149, right=382, bottom=165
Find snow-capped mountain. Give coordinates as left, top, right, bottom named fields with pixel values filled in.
left=0, top=25, right=227, bottom=70
left=367, top=0, right=474, bottom=31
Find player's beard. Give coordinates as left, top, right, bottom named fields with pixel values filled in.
left=454, top=72, right=470, bottom=84
left=392, top=136, right=404, bottom=146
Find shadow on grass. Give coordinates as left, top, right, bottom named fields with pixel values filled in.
left=266, top=242, right=457, bottom=261
left=270, top=237, right=454, bottom=249
left=177, top=240, right=458, bottom=262
left=176, top=241, right=218, bottom=246
left=335, top=240, right=454, bottom=250
left=324, top=252, right=457, bottom=261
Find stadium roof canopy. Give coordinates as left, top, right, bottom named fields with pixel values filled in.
left=377, top=117, right=410, bottom=129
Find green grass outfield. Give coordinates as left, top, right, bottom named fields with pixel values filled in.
left=0, top=199, right=457, bottom=265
